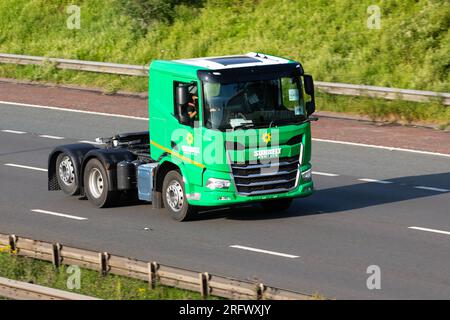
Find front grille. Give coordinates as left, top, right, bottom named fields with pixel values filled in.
left=231, top=155, right=300, bottom=196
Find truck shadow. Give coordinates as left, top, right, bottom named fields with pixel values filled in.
left=202, top=172, right=450, bottom=221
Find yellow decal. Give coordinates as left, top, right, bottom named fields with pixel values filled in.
left=150, top=140, right=205, bottom=169
left=186, top=132, right=194, bottom=146
left=263, top=133, right=271, bottom=144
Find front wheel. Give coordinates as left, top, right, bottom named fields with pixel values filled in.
left=260, top=198, right=293, bottom=212
left=162, top=170, right=197, bottom=221
left=56, top=153, right=79, bottom=196
left=83, top=158, right=119, bottom=208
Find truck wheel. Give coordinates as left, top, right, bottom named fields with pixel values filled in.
left=56, top=153, right=79, bottom=196
left=260, top=199, right=293, bottom=212
left=84, top=158, right=118, bottom=208
left=162, top=170, right=196, bottom=221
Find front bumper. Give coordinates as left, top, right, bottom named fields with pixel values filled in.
left=186, top=165, right=314, bottom=207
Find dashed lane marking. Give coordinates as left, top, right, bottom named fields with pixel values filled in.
left=408, top=226, right=450, bottom=236
left=358, top=178, right=393, bottom=184
left=31, top=209, right=87, bottom=221
left=39, top=134, right=65, bottom=140
left=230, top=245, right=300, bottom=259
left=1, top=129, right=27, bottom=134
left=414, top=186, right=449, bottom=193
left=313, top=171, right=340, bottom=177
left=4, top=163, right=47, bottom=172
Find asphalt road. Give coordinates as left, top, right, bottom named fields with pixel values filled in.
left=1, top=102, right=449, bottom=299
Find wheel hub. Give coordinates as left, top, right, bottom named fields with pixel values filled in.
left=166, top=180, right=184, bottom=212
left=58, top=156, right=75, bottom=185
left=88, top=168, right=104, bottom=199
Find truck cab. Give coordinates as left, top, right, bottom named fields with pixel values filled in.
left=48, top=53, right=316, bottom=221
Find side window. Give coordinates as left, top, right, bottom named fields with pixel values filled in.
left=173, top=81, right=199, bottom=127
left=280, top=77, right=305, bottom=116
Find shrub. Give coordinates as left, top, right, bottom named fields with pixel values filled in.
left=115, top=0, right=203, bottom=31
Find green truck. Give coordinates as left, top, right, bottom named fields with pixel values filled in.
left=48, top=53, right=316, bottom=221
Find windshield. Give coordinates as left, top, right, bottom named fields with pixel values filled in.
left=203, top=76, right=306, bottom=130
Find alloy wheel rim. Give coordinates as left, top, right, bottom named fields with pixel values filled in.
left=166, top=180, right=184, bottom=212
left=58, top=156, right=75, bottom=185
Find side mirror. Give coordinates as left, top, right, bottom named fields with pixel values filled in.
left=303, top=74, right=316, bottom=116
left=176, top=85, right=189, bottom=105
left=303, top=74, right=314, bottom=96
left=175, top=85, right=190, bottom=125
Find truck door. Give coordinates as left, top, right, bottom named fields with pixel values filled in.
left=172, top=80, right=204, bottom=186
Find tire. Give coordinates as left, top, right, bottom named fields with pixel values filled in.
left=260, top=198, right=293, bottom=212
left=56, top=153, right=79, bottom=196
left=83, top=158, right=119, bottom=208
left=162, top=170, right=197, bottom=221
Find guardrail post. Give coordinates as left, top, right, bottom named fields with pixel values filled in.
left=148, top=262, right=159, bottom=289
left=256, top=283, right=266, bottom=300
left=8, top=234, right=17, bottom=253
left=199, top=272, right=210, bottom=299
left=99, top=252, right=109, bottom=276
left=52, top=243, right=62, bottom=269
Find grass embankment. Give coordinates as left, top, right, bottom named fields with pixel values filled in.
left=0, top=0, right=448, bottom=126
left=0, top=249, right=210, bottom=300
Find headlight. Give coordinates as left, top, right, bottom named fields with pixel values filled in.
left=206, top=178, right=231, bottom=190
left=301, top=168, right=312, bottom=182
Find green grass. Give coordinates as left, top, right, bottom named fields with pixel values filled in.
left=0, top=0, right=448, bottom=91
left=0, top=250, right=214, bottom=300
left=0, top=0, right=448, bottom=124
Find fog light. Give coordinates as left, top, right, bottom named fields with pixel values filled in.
left=219, top=196, right=231, bottom=201
left=301, top=168, right=312, bottom=182
left=206, top=178, right=231, bottom=190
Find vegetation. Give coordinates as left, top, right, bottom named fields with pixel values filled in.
left=0, top=248, right=211, bottom=300
left=0, top=0, right=448, bottom=125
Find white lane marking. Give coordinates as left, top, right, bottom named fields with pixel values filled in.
left=31, top=209, right=87, bottom=221
left=313, top=138, right=450, bottom=158
left=313, top=171, right=339, bottom=177
left=358, top=178, right=393, bottom=184
left=230, top=245, right=299, bottom=259
left=0, top=100, right=148, bottom=121
left=39, top=134, right=65, bottom=140
left=1, top=129, right=26, bottom=134
left=4, top=163, right=47, bottom=172
left=4, top=100, right=449, bottom=158
left=78, top=140, right=103, bottom=145
left=414, top=186, right=449, bottom=192
left=408, top=226, right=450, bottom=236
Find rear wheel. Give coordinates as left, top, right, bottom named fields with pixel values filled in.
left=162, top=170, right=197, bottom=221
left=56, top=153, right=78, bottom=195
left=84, top=158, right=118, bottom=207
left=260, top=198, right=293, bottom=212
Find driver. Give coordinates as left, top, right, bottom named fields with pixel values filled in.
left=187, top=85, right=199, bottom=120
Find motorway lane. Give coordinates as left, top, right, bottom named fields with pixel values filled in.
left=1, top=102, right=449, bottom=183
left=1, top=103, right=450, bottom=299
left=0, top=103, right=148, bottom=139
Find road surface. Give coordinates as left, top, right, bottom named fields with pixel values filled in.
left=1, top=102, right=449, bottom=299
